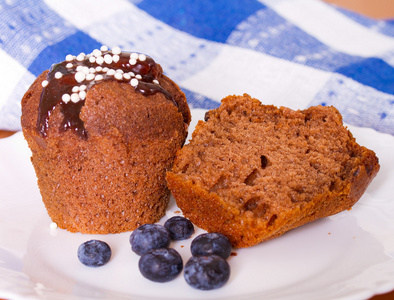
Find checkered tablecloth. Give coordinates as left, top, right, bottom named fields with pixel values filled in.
left=1, top=0, right=393, bottom=135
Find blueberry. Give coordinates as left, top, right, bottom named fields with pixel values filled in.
left=190, top=233, right=232, bottom=259
left=164, top=216, right=194, bottom=240
left=129, top=224, right=171, bottom=256
left=139, top=248, right=183, bottom=283
left=184, top=255, right=230, bottom=290
left=77, top=240, right=111, bottom=267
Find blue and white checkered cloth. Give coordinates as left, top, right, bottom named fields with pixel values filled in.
left=1, top=0, right=393, bottom=135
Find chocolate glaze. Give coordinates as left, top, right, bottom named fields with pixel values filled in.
left=38, top=50, right=176, bottom=139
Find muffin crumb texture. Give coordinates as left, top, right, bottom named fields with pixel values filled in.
left=167, top=94, right=379, bottom=248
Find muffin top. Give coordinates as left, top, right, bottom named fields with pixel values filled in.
left=26, top=46, right=190, bottom=140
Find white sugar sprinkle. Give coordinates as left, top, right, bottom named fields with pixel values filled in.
left=65, top=54, right=74, bottom=62
left=79, top=90, right=87, bottom=100
left=75, top=71, right=86, bottom=83
left=112, top=54, right=120, bottom=63
left=130, top=53, right=138, bottom=60
left=41, top=80, right=49, bottom=87
left=95, top=74, right=104, bottom=81
left=89, top=56, right=96, bottom=63
left=81, top=66, right=90, bottom=75
left=100, top=45, right=108, bottom=51
left=92, top=49, right=102, bottom=57
left=86, top=73, right=95, bottom=81
left=62, top=93, right=71, bottom=103
left=71, top=93, right=80, bottom=103
left=55, top=72, right=63, bottom=79
left=104, top=54, right=112, bottom=64
left=89, top=67, right=96, bottom=73
left=96, top=66, right=103, bottom=72
left=76, top=53, right=85, bottom=61
left=153, top=79, right=159, bottom=84
left=129, top=58, right=137, bottom=65
left=136, top=74, right=142, bottom=80
left=107, top=69, right=116, bottom=76
left=129, top=72, right=135, bottom=77
left=123, top=73, right=131, bottom=80
left=80, top=85, right=87, bottom=91
left=130, top=78, right=139, bottom=87
left=72, top=86, right=79, bottom=93
left=112, top=46, right=121, bottom=55
left=116, top=69, right=124, bottom=74
left=102, top=67, right=109, bottom=72
left=138, top=54, right=146, bottom=61
left=114, top=73, right=123, bottom=80
left=66, top=63, right=73, bottom=68
left=50, top=222, right=58, bottom=230
left=76, top=66, right=83, bottom=72
left=96, top=56, right=104, bottom=65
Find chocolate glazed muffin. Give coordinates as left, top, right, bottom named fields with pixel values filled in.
left=21, top=46, right=191, bottom=234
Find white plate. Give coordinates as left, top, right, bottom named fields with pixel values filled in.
left=1, top=110, right=394, bottom=300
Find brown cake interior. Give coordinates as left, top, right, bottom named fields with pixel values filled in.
left=167, top=94, right=379, bottom=247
